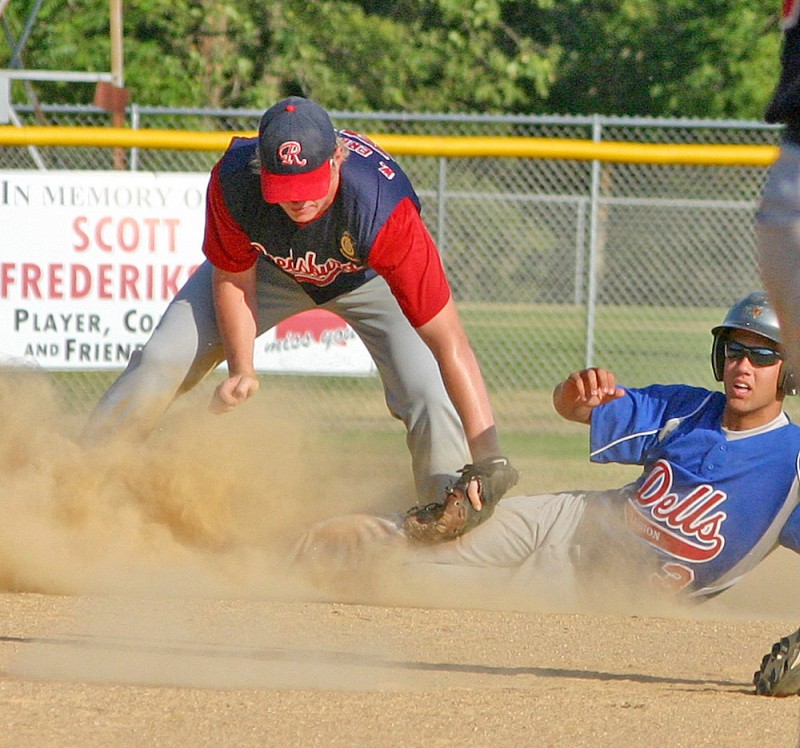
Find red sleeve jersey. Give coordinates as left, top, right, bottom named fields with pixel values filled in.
left=367, top=197, right=452, bottom=328
left=203, top=163, right=259, bottom=273
left=203, top=157, right=451, bottom=326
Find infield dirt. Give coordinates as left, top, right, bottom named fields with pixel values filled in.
left=1, top=370, right=799, bottom=747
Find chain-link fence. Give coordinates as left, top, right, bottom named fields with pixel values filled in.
left=1, top=105, right=785, bottom=434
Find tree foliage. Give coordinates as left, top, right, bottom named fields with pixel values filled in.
left=523, top=0, right=782, bottom=118
left=0, top=0, right=782, bottom=117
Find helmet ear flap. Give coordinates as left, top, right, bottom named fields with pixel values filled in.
left=711, top=332, right=726, bottom=382
left=781, top=366, right=799, bottom=396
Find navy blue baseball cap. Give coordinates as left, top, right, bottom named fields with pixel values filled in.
left=258, top=97, right=337, bottom=203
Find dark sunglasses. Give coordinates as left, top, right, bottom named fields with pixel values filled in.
left=724, top=340, right=783, bottom=368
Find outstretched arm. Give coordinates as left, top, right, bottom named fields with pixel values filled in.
left=210, top=264, right=261, bottom=413
left=552, top=367, right=626, bottom=424
left=416, top=297, right=499, bottom=461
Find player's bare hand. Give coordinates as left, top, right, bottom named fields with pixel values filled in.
left=568, top=367, right=625, bottom=406
left=462, top=476, right=482, bottom=511
left=553, top=367, right=625, bottom=423
left=210, top=373, right=260, bottom=414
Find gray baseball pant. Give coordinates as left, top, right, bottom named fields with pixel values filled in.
left=293, top=492, right=590, bottom=605
left=83, top=258, right=470, bottom=500
left=403, top=492, right=589, bottom=602
left=757, top=142, right=800, bottom=373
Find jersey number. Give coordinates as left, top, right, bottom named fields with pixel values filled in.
left=650, top=562, right=695, bottom=593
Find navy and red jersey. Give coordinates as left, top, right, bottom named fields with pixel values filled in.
left=202, top=129, right=451, bottom=327
left=589, top=384, right=800, bottom=598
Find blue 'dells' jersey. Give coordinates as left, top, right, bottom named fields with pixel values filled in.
left=590, top=384, right=800, bottom=597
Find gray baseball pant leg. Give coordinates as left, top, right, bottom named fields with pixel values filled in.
left=84, top=261, right=467, bottom=500
left=757, top=142, right=800, bottom=373
left=294, top=493, right=589, bottom=604
left=404, top=492, right=589, bottom=605
left=409, top=492, right=588, bottom=568
left=82, top=259, right=316, bottom=443
left=325, top=275, right=470, bottom=501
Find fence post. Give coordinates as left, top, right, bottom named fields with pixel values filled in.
left=437, top=156, right=447, bottom=257
left=584, top=115, right=603, bottom=368
left=130, top=103, right=140, bottom=171
left=574, top=198, right=587, bottom=305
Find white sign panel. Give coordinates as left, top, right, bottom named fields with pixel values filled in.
left=0, top=171, right=375, bottom=375
left=260, top=308, right=376, bottom=375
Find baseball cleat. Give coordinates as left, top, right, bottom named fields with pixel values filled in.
left=754, top=628, right=800, bottom=696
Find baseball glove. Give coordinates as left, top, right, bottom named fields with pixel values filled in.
left=754, top=627, right=800, bottom=696
left=403, top=456, right=519, bottom=544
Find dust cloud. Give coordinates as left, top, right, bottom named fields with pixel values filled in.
left=0, top=365, right=429, bottom=691
left=2, top=366, right=795, bottom=693
left=0, top=363, right=790, bottom=618
left=0, top=365, right=410, bottom=601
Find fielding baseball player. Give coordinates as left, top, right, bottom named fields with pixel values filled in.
left=751, top=0, right=800, bottom=698
left=81, top=96, right=517, bottom=507
left=296, top=292, right=800, bottom=658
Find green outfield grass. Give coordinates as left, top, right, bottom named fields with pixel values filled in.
left=334, top=424, right=639, bottom=498
left=48, top=300, right=800, bottom=458
left=458, top=301, right=726, bottom=390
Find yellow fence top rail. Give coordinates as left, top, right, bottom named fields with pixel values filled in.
left=0, top=126, right=780, bottom=167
